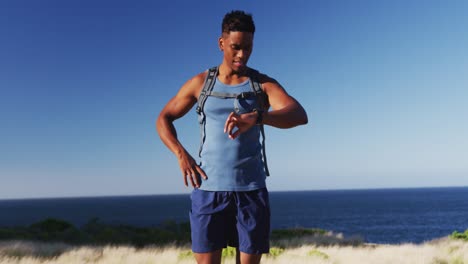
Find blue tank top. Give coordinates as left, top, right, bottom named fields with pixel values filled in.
left=198, top=77, right=266, bottom=191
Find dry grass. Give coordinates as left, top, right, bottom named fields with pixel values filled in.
left=0, top=237, right=467, bottom=264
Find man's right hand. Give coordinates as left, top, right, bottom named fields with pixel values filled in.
left=156, top=72, right=208, bottom=188
left=177, top=150, right=207, bottom=188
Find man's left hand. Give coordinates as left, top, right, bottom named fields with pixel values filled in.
left=223, top=111, right=258, bottom=139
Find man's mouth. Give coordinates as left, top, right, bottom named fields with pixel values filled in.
left=233, top=61, right=244, bottom=67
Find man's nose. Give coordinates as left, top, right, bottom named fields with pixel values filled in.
left=237, top=49, right=245, bottom=58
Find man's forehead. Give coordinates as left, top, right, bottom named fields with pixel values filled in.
left=223, top=31, right=254, bottom=42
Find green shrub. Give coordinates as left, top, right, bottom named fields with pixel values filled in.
left=268, top=247, right=285, bottom=257
left=222, top=246, right=237, bottom=258
left=178, top=250, right=193, bottom=259
left=450, top=230, right=468, bottom=241
left=178, top=247, right=239, bottom=260
left=29, top=218, right=74, bottom=233
left=27, top=218, right=85, bottom=244
left=307, top=249, right=329, bottom=259
left=0, top=227, right=31, bottom=240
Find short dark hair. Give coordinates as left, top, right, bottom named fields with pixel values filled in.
left=221, top=10, right=255, bottom=34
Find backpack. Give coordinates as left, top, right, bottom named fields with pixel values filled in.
left=195, top=66, right=270, bottom=176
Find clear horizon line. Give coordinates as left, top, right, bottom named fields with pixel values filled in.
left=1, top=184, right=467, bottom=201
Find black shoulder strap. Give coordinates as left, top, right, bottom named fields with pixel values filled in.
left=196, top=66, right=218, bottom=115
left=196, top=66, right=218, bottom=158
left=248, top=69, right=270, bottom=176
left=248, top=69, right=268, bottom=111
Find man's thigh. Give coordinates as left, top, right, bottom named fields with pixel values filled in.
left=190, top=189, right=237, bottom=253
left=235, top=188, right=271, bottom=255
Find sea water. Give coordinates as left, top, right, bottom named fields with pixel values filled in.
left=1, top=187, right=467, bottom=244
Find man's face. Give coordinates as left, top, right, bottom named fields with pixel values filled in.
left=219, top=31, right=253, bottom=73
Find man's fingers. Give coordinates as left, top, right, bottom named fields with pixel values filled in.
left=182, top=172, right=188, bottom=187
left=225, top=120, right=234, bottom=134
left=187, top=168, right=199, bottom=187
left=227, top=120, right=238, bottom=136
left=230, top=129, right=241, bottom=139
left=224, top=112, right=235, bottom=133
left=191, top=174, right=200, bottom=187
left=224, top=112, right=239, bottom=133
left=182, top=164, right=207, bottom=188
left=196, top=166, right=208, bottom=180
left=179, top=154, right=205, bottom=188
left=188, top=173, right=196, bottom=188
left=226, top=122, right=233, bottom=135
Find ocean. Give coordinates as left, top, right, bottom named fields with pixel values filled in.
left=1, top=187, right=467, bottom=244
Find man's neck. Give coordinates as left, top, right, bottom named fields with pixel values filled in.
left=218, top=64, right=249, bottom=85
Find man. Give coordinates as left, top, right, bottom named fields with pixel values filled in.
left=157, top=10, right=307, bottom=264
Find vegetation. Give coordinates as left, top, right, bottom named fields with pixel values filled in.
left=2, top=218, right=467, bottom=263
left=268, top=247, right=285, bottom=257
left=0, top=218, right=335, bottom=249
left=0, top=218, right=191, bottom=248
left=1, top=239, right=468, bottom=264
left=450, top=230, right=468, bottom=241
left=307, top=249, right=329, bottom=259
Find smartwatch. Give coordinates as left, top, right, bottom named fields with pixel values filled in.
left=253, top=108, right=264, bottom=125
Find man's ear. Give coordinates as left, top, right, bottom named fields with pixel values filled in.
left=218, top=36, right=224, bottom=51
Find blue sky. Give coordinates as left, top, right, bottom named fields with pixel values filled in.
left=1, top=0, right=467, bottom=199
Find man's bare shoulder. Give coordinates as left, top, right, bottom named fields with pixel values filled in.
left=253, top=70, right=281, bottom=92
left=192, top=71, right=209, bottom=85
left=247, top=67, right=276, bottom=84
left=181, top=71, right=208, bottom=98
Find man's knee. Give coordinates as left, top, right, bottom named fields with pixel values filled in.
left=239, top=251, right=262, bottom=264
left=193, top=249, right=222, bottom=264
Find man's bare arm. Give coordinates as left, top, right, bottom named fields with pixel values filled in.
left=261, top=75, right=308, bottom=128
left=156, top=73, right=207, bottom=188
left=224, top=74, right=308, bottom=139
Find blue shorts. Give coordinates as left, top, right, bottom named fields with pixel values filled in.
left=189, top=188, right=270, bottom=254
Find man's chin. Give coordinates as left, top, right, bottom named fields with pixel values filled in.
left=232, top=65, right=248, bottom=74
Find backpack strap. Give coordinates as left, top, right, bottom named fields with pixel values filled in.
left=248, top=69, right=270, bottom=176
left=248, top=69, right=268, bottom=110
left=207, top=91, right=256, bottom=99
left=196, top=66, right=218, bottom=157
left=196, top=66, right=218, bottom=115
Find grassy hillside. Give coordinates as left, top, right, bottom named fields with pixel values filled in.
left=1, top=218, right=467, bottom=263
